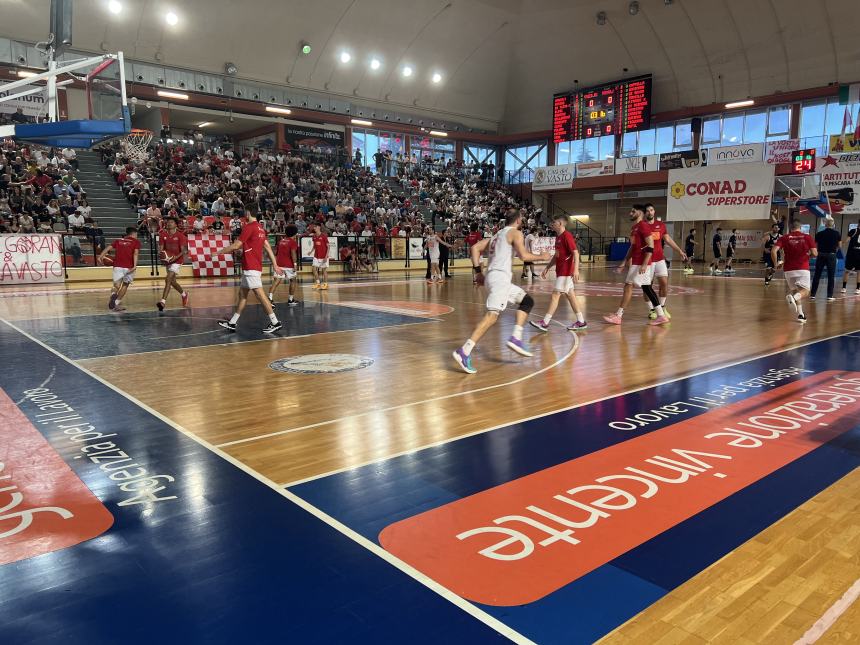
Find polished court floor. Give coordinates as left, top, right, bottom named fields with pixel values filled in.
left=1, top=265, right=859, bottom=643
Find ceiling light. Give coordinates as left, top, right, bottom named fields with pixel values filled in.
left=165, top=11, right=178, bottom=26
left=402, top=66, right=413, bottom=77
left=351, top=119, right=373, bottom=126
left=596, top=11, right=607, bottom=25
left=301, top=42, right=312, bottom=55
left=629, top=1, right=640, bottom=15
left=108, top=0, right=122, bottom=14
left=157, top=90, right=189, bottom=100
left=198, top=122, right=212, bottom=128
left=431, top=72, right=442, bottom=84
left=429, top=130, right=447, bottom=137
left=16, top=70, right=37, bottom=78
left=266, top=105, right=292, bottom=115
left=340, top=51, right=352, bottom=64
left=370, top=58, right=381, bottom=70
left=725, top=99, right=754, bottom=109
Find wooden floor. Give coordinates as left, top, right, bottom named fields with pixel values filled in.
left=2, top=264, right=859, bottom=643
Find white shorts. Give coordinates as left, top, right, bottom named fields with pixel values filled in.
left=240, top=269, right=263, bottom=290
left=785, top=269, right=811, bottom=292
left=312, top=258, right=329, bottom=269
left=485, top=271, right=526, bottom=312
left=430, top=252, right=440, bottom=263
left=279, top=268, right=297, bottom=280
left=112, top=267, right=134, bottom=285
left=553, top=276, right=574, bottom=293
left=626, top=264, right=655, bottom=287
left=167, top=263, right=182, bottom=274
left=652, top=259, right=668, bottom=279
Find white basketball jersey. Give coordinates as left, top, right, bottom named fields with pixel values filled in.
left=487, top=226, right=514, bottom=275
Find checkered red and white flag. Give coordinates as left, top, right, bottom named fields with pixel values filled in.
left=187, top=234, right=234, bottom=277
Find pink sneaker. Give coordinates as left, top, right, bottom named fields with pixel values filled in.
left=649, top=315, right=670, bottom=326
left=567, top=321, right=588, bottom=331
left=529, top=320, right=550, bottom=333
left=603, top=314, right=623, bottom=325
left=181, top=292, right=189, bottom=307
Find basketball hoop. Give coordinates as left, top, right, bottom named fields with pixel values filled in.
left=122, top=128, right=152, bottom=162
left=786, top=197, right=799, bottom=210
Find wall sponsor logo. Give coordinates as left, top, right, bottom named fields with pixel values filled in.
left=659, top=149, right=708, bottom=170
left=666, top=163, right=775, bottom=221
left=575, top=159, right=615, bottom=178
left=269, top=354, right=375, bottom=375
left=0, top=388, right=114, bottom=565
left=532, top=164, right=575, bottom=191
left=816, top=153, right=860, bottom=214
left=614, top=154, right=659, bottom=174
left=765, top=139, right=801, bottom=164
left=379, top=370, right=860, bottom=606
left=707, top=143, right=764, bottom=166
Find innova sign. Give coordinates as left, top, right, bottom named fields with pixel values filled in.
left=707, top=143, right=764, bottom=166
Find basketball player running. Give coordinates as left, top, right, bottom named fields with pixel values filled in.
left=452, top=209, right=552, bottom=374
left=709, top=227, right=724, bottom=274
left=156, top=216, right=189, bottom=311
left=772, top=219, right=817, bottom=323
left=762, top=223, right=781, bottom=286
left=311, top=224, right=330, bottom=290
left=642, top=203, right=687, bottom=319
left=842, top=225, right=860, bottom=294
left=603, top=205, right=668, bottom=326
left=530, top=214, right=587, bottom=332
left=212, top=207, right=282, bottom=334
left=99, top=226, right=140, bottom=312
left=270, top=224, right=300, bottom=306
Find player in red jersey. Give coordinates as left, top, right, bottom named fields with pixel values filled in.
left=269, top=224, right=300, bottom=306
left=211, top=207, right=282, bottom=334
left=156, top=217, right=189, bottom=311
left=99, top=226, right=140, bottom=312
left=641, top=203, right=687, bottom=320
left=464, top=223, right=483, bottom=283
left=529, top=214, right=587, bottom=332
left=772, top=219, right=818, bottom=323
left=310, top=224, right=330, bottom=290
left=603, top=205, right=668, bottom=326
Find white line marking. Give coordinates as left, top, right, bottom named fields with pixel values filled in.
left=794, top=577, right=860, bottom=644
left=15, top=366, right=56, bottom=405
left=282, top=327, right=860, bottom=487
left=217, top=333, right=581, bottom=449
left=0, top=316, right=534, bottom=645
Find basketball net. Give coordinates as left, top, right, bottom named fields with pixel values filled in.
left=122, top=129, right=152, bottom=163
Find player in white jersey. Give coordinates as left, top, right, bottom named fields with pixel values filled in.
left=453, top=209, right=552, bottom=374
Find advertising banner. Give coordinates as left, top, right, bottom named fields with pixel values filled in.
left=408, top=237, right=425, bottom=260
left=283, top=125, right=344, bottom=152
left=0, top=82, right=46, bottom=118
left=532, top=165, right=575, bottom=191
left=666, top=163, right=775, bottom=221
left=816, top=153, right=860, bottom=214
left=575, top=159, right=614, bottom=178
left=390, top=237, right=407, bottom=260
left=659, top=150, right=708, bottom=170
left=828, top=134, right=860, bottom=154
left=764, top=139, right=800, bottom=164
left=0, top=234, right=64, bottom=284
left=615, top=155, right=659, bottom=174
left=719, top=229, right=766, bottom=249
left=707, top=143, right=764, bottom=166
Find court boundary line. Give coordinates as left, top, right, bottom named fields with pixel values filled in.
left=0, top=316, right=535, bottom=645
left=282, top=327, right=860, bottom=487
left=217, top=332, right=581, bottom=449
left=795, top=577, right=860, bottom=644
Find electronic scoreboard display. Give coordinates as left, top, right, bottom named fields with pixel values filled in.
left=552, top=75, right=652, bottom=143
left=791, top=149, right=816, bottom=174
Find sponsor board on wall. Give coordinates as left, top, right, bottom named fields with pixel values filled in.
left=828, top=134, right=860, bottom=154
left=718, top=229, right=766, bottom=249
left=666, top=162, right=775, bottom=221
left=283, top=125, right=344, bottom=151
left=575, top=159, right=615, bottom=178
left=0, top=82, right=46, bottom=118
left=614, top=154, right=660, bottom=174
left=532, top=165, right=576, bottom=191
left=816, top=153, right=860, bottom=214
left=764, top=139, right=801, bottom=164
left=0, top=234, right=64, bottom=284
left=707, top=143, right=764, bottom=166
left=659, top=149, right=708, bottom=170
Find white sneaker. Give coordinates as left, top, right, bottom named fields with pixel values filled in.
left=715, top=270, right=723, bottom=275
left=786, top=294, right=798, bottom=313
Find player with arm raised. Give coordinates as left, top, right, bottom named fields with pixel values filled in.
left=99, top=226, right=140, bottom=312
left=453, top=209, right=553, bottom=374
left=156, top=216, right=189, bottom=311
left=213, top=207, right=282, bottom=334
left=529, top=214, right=587, bottom=332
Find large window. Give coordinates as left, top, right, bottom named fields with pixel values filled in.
left=464, top=143, right=497, bottom=165
left=800, top=98, right=859, bottom=155
left=352, top=128, right=406, bottom=170
left=701, top=105, right=791, bottom=150
left=618, top=120, right=692, bottom=157
left=504, top=142, right=547, bottom=183
left=555, top=135, right=614, bottom=165
left=411, top=136, right=455, bottom=163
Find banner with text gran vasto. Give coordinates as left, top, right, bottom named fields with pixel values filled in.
left=532, top=165, right=575, bottom=191
left=1, top=234, right=64, bottom=284
left=666, top=163, right=775, bottom=222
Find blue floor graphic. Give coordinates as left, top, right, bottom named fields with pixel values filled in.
left=291, top=334, right=860, bottom=644
left=0, top=321, right=504, bottom=645
left=12, top=303, right=431, bottom=359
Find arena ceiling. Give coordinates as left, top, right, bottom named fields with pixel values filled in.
left=2, top=0, right=859, bottom=133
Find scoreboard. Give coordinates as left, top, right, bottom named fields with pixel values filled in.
left=791, top=149, right=816, bottom=174
left=553, top=75, right=652, bottom=143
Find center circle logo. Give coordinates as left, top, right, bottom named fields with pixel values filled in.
left=268, top=354, right=375, bottom=375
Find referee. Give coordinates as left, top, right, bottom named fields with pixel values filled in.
left=811, top=218, right=841, bottom=301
